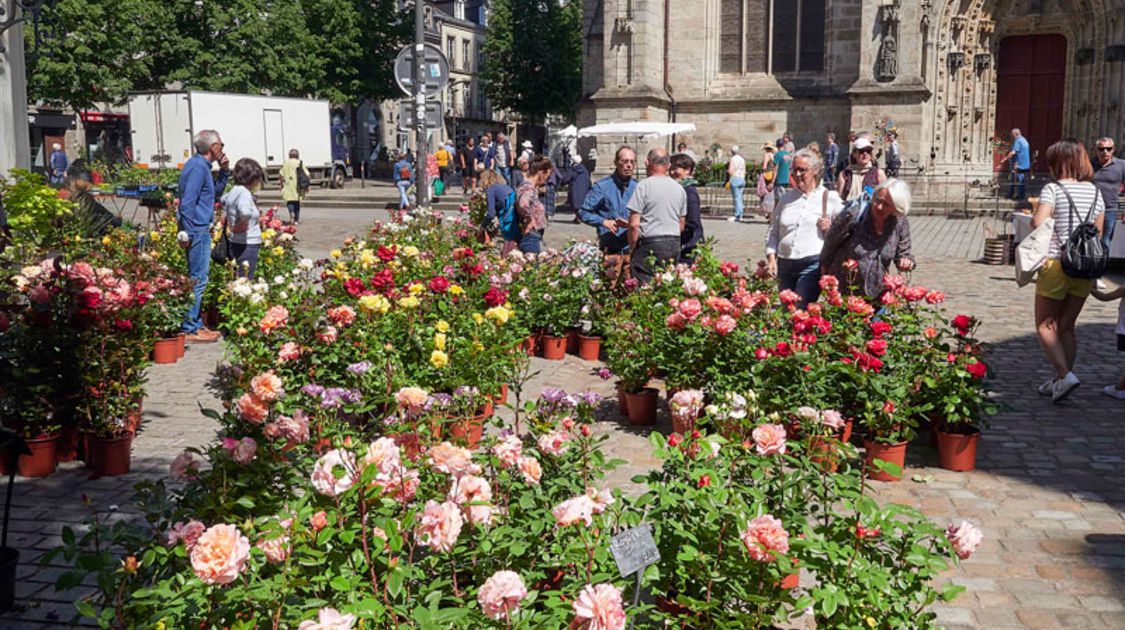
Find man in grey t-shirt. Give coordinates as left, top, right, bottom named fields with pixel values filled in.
left=1093, top=137, right=1125, bottom=250
left=627, top=148, right=686, bottom=284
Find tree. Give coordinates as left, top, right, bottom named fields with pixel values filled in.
left=480, top=0, right=582, bottom=121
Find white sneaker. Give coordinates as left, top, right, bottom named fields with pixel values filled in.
left=727, top=216, right=739, bottom=223
left=1037, top=379, right=1055, bottom=396
left=1052, top=372, right=1080, bottom=403
left=1096, top=279, right=1108, bottom=291
left=1101, top=385, right=1125, bottom=399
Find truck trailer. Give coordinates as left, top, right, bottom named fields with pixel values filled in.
left=127, top=91, right=349, bottom=188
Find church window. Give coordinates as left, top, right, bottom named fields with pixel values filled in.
left=719, top=0, right=825, bottom=75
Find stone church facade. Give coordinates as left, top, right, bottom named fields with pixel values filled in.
left=579, top=0, right=1125, bottom=182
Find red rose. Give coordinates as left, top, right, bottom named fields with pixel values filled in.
left=966, top=361, right=987, bottom=379
left=370, top=269, right=395, bottom=291
left=951, top=314, right=972, bottom=334
left=754, top=347, right=769, bottom=360
left=428, top=276, right=450, bottom=294
left=882, top=400, right=895, bottom=414
left=869, top=321, right=892, bottom=338
left=697, top=475, right=711, bottom=488
left=865, top=339, right=887, bottom=356
left=114, top=319, right=133, bottom=331
left=668, top=433, right=683, bottom=447
left=773, top=342, right=791, bottom=357
left=483, top=287, right=508, bottom=307
left=691, top=429, right=702, bottom=440
left=376, top=246, right=396, bottom=261
left=344, top=278, right=365, bottom=296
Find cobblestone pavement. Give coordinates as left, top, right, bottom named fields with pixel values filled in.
left=6, top=208, right=1124, bottom=628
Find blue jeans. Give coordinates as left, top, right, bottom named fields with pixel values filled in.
left=231, top=242, right=260, bottom=279
left=777, top=255, right=822, bottom=309
left=497, top=167, right=511, bottom=185
left=396, top=180, right=411, bottom=208
left=1007, top=170, right=1028, bottom=200
left=182, top=230, right=212, bottom=333
left=1103, top=208, right=1117, bottom=251
left=287, top=200, right=300, bottom=223
left=730, top=177, right=746, bottom=219
left=518, top=229, right=543, bottom=254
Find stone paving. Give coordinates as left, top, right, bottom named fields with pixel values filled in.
left=5, top=206, right=1125, bottom=628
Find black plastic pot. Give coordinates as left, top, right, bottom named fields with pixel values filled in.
left=0, top=546, right=17, bottom=613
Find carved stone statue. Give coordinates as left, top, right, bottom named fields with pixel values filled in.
left=877, top=31, right=899, bottom=81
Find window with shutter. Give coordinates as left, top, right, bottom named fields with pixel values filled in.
left=720, top=0, right=744, bottom=74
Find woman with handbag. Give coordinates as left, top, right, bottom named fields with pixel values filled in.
left=222, top=158, right=265, bottom=279
left=1030, top=139, right=1106, bottom=402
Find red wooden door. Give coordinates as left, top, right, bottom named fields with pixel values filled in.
left=995, top=34, right=1067, bottom=171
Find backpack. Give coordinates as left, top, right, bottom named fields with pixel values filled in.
left=296, top=161, right=311, bottom=190
left=399, top=166, right=411, bottom=180
left=499, top=190, right=521, bottom=241
left=1056, top=183, right=1108, bottom=279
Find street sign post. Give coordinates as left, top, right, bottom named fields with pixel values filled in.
left=395, top=43, right=450, bottom=98
left=398, top=100, right=443, bottom=132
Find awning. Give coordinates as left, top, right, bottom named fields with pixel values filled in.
left=577, top=122, right=696, bottom=139
left=80, top=111, right=129, bottom=123
left=28, top=113, right=76, bottom=130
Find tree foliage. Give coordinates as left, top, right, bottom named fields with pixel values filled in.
left=480, top=0, right=582, bottom=120
left=27, top=0, right=410, bottom=110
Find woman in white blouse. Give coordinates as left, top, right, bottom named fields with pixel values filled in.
left=766, top=149, right=844, bottom=307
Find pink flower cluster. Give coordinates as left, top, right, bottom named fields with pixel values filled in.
left=415, top=499, right=463, bottom=552
left=298, top=607, right=356, bottom=630
left=311, top=449, right=358, bottom=497
left=945, top=521, right=982, bottom=559
left=537, top=430, right=573, bottom=456
left=169, top=450, right=202, bottom=480
left=740, top=514, right=790, bottom=562
left=221, top=436, right=257, bottom=464
left=264, top=411, right=310, bottom=445
left=478, top=570, right=528, bottom=620
left=572, top=583, right=626, bottom=630
left=430, top=441, right=481, bottom=477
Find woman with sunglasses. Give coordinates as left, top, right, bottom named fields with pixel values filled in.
left=836, top=136, right=886, bottom=204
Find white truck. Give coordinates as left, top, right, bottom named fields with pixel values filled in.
left=127, top=91, right=350, bottom=188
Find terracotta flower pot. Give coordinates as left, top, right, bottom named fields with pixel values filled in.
left=392, top=432, right=421, bottom=461
left=176, top=333, right=186, bottom=358
left=87, top=434, right=133, bottom=477
left=565, top=328, right=580, bottom=354
left=540, top=335, right=567, bottom=360
left=624, top=387, right=659, bottom=425
left=152, top=337, right=178, bottom=364
left=935, top=426, right=980, bottom=472
left=56, top=425, right=81, bottom=463
left=863, top=439, right=907, bottom=482
left=808, top=436, right=840, bottom=472
left=18, top=435, right=58, bottom=478
left=448, top=405, right=490, bottom=448
left=521, top=334, right=540, bottom=357
left=577, top=334, right=602, bottom=361
left=616, top=385, right=629, bottom=416
left=777, top=570, right=800, bottom=590
left=494, top=383, right=509, bottom=405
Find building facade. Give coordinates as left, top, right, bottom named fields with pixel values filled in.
left=580, top=0, right=1125, bottom=181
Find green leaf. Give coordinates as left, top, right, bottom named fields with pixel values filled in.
left=330, top=576, right=351, bottom=591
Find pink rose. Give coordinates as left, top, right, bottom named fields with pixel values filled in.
left=394, top=387, right=429, bottom=415
left=259, top=305, right=289, bottom=334
left=820, top=410, right=845, bottom=431
left=317, top=326, right=338, bottom=344
left=255, top=535, right=290, bottom=563
left=681, top=277, right=708, bottom=296
left=277, top=341, right=300, bottom=362
left=778, top=289, right=800, bottom=305
left=491, top=435, right=523, bottom=468
left=236, top=392, right=269, bottom=423
left=327, top=305, right=357, bottom=327
left=945, top=521, right=982, bottom=559
left=713, top=314, right=737, bottom=335
left=250, top=372, right=284, bottom=402
left=225, top=437, right=257, bottom=464
left=449, top=474, right=494, bottom=525
left=265, top=411, right=310, bottom=444
left=478, top=570, right=528, bottom=620
left=298, top=607, right=357, bottom=630
left=28, top=285, right=50, bottom=304
left=517, top=456, right=542, bottom=484
left=752, top=423, right=787, bottom=456
left=678, top=298, right=702, bottom=320
left=310, top=511, right=328, bottom=532
left=170, top=450, right=202, bottom=480
left=586, top=487, right=615, bottom=514
left=665, top=311, right=687, bottom=330
left=552, top=495, right=596, bottom=527
left=925, top=290, right=946, bottom=304
left=537, top=430, right=573, bottom=456
left=430, top=442, right=481, bottom=477
left=572, top=583, right=626, bottom=630
left=415, top=500, right=464, bottom=552
left=190, top=524, right=250, bottom=585
left=372, top=463, right=420, bottom=502
left=740, top=514, right=790, bottom=562
left=311, top=449, right=357, bottom=497
left=167, top=519, right=206, bottom=550
left=363, top=437, right=402, bottom=474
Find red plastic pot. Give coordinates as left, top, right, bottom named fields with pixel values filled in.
left=863, top=439, right=907, bottom=482
left=520, top=335, right=540, bottom=357
left=152, top=337, right=178, bottom=364
left=87, top=434, right=133, bottom=477
left=494, top=383, right=509, bottom=405
left=176, top=333, right=186, bottom=358
left=448, top=404, right=491, bottom=449
left=56, top=425, right=81, bottom=463
left=565, top=328, right=579, bottom=354
left=577, top=334, right=602, bottom=361
left=616, top=385, right=629, bottom=416
left=540, top=335, right=567, bottom=360
left=935, top=426, right=980, bottom=472
left=18, top=435, right=58, bottom=478
left=624, top=387, right=659, bottom=425
left=808, top=436, right=840, bottom=472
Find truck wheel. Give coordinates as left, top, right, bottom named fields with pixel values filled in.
left=331, top=168, right=345, bottom=189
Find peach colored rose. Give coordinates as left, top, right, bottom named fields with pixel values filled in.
left=190, top=524, right=250, bottom=585
left=430, top=442, right=480, bottom=477
left=740, top=514, right=790, bottom=562
left=820, top=410, right=845, bottom=431
left=298, top=607, right=357, bottom=630
left=415, top=500, right=463, bottom=552
left=278, top=341, right=300, bottom=362
left=572, top=583, right=626, bottom=630
left=251, top=372, right=284, bottom=402
left=265, top=412, right=310, bottom=444
left=259, top=305, right=289, bottom=334
left=317, top=326, right=338, bottom=344
left=517, top=456, right=542, bottom=484
left=327, top=305, right=357, bottom=327
left=449, top=474, right=494, bottom=525
left=167, top=519, right=205, bottom=550
left=310, top=510, right=328, bottom=532
left=311, top=449, right=357, bottom=497
left=478, top=570, right=528, bottom=620
left=586, top=487, right=615, bottom=514
left=752, top=423, right=787, bottom=456
left=552, top=495, right=596, bottom=527
left=394, top=387, right=429, bottom=414
left=372, top=464, right=420, bottom=502
left=170, top=450, right=202, bottom=480
left=236, top=392, right=269, bottom=423
left=945, top=521, right=982, bottom=559
left=536, top=430, right=572, bottom=456
left=363, top=437, right=402, bottom=474
left=491, top=435, right=523, bottom=468
left=678, top=298, right=703, bottom=320
left=255, top=534, right=290, bottom=563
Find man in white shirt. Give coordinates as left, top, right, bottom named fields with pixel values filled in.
left=765, top=148, right=843, bottom=307
left=627, top=148, right=686, bottom=284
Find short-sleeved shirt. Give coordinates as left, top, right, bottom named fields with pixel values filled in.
left=627, top=174, right=687, bottom=239
left=1012, top=137, right=1031, bottom=170
left=729, top=154, right=746, bottom=179
left=1039, top=181, right=1106, bottom=258
left=435, top=148, right=451, bottom=167
left=774, top=151, right=791, bottom=186
left=1093, top=157, right=1125, bottom=212
left=458, top=147, right=475, bottom=171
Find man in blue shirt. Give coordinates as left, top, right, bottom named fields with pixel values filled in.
left=393, top=152, right=413, bottom=209
left=823, top=133, right=839, bottom=186
left=578, top=146, right=637, bottom=254
left=48, top=143, right=68, bottom=185
left=1006, top=128, right=1031, bottom=200
left=178, top=129, right=230, bottom=342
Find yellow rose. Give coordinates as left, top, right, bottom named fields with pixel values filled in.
left=472, top=313, right=484, bottom=325
left=866, top=617, right=876, bottom=628
left=101, top=235, right=112, bottom=246
left=485, top=306, right=511, bottom=325
left=436, top=320, right=450, bottom=332
left=408, top=283, right=424, bottom=296
left=449, top=285, right=463, bottom=296
left=430, top=350, right=449, bottom=369
left=433, top=332, right=447, bottom=350
left=261, top=229, right=276, bottom=241
left=150, top=230, right=160, bottom=241
left=359, top=249, right=377, bottom=268
left=272, top=246, right=284, bottom=256
left=359, top=294, right=390, bottom=314
left=330, top=249, right=342, bottom=258
left=402, top=246, right=419, bottom=258
left=473, top=341, right=484, bottom=352
left=398, top=296, right=420, bottom=309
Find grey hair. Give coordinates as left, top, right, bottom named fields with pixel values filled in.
left=826, top=132, right=836, bottom=141
left=1011, top=128, right=1022, bottom=136
left=289, top=149, right=300, bottom=158
left=193, top=130, right=220, bottom=155
left=874, top=178, right=912, bottom=217
left=647, top=148, right=671, bottom=167
left=791, top=148, right=823, bottom=174
left=1097, top=137, right=1115, bottom=146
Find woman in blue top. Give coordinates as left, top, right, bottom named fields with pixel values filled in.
left=479, top=169, right=514, bottom=248
left=222, top=158, right=265, bottom=279
left=393, top=152, right=413, bottom=209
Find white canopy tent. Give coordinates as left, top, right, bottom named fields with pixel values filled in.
left=576, top=122, right=696, bottom=139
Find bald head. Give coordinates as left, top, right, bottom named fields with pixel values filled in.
left=646, top=148, right=671, bottom=175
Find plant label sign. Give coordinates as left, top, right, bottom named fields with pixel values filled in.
left=610, top=524, right=660, bottom=577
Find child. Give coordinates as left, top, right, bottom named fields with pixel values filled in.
left=1091, top=283, right=1125, bottom=399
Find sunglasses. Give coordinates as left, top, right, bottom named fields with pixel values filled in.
left=791, top=167, right=811, bottom=175
left=1098, top=147, right=1115, bottom=152
left=856, top=148, right=873, bottom=155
